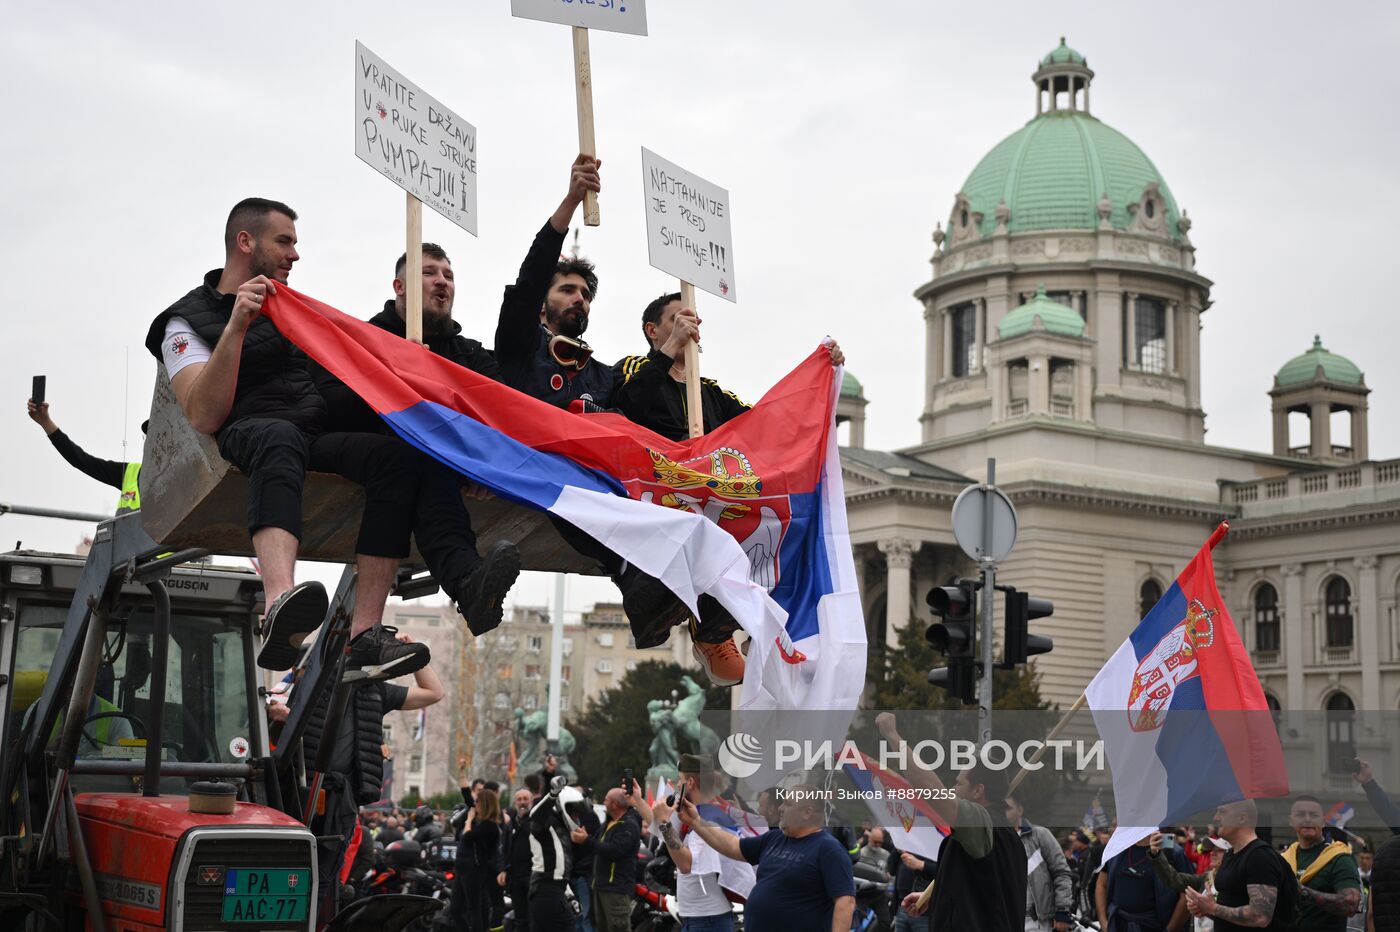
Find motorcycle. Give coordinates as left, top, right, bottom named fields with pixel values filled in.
left=364, top=838, right=455, bottom=931
left=849, top=862, right=891, bottom=932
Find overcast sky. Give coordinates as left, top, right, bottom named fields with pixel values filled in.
left=3, top=2, right=1396, bottom=613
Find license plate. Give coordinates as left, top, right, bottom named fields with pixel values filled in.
left=221, top=868, right=310, bottom=923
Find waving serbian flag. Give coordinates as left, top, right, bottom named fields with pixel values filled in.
left=1084, top=522, right=1287, bottom=867
left=261, top=286, right=866, bottom=712
left=695, top=799, right=769, bottom=898
left=843, top=751, right=950, bottom=861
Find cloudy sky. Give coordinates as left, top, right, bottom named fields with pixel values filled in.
left=3, top=2, right=1396, bottom=613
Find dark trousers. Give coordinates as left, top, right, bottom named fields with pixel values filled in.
left=510, top=880, right=531, bottom=930
left=217, top=418, right=478, bottom=590
left=529, top=880, right=572, bottom=931
left=455, top=867, right=494, bottom=932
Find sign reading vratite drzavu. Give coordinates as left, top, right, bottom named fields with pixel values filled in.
left=355, top=41, right=478, bottom=235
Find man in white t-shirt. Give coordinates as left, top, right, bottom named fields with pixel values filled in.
left=142, top=198, right=522, bottom=677
left=650, top=754, right=735, bottom=932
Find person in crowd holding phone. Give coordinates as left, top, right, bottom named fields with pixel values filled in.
left=27, top=388, right=143, bottom=514
left=650, top=755, right=734, bottom=931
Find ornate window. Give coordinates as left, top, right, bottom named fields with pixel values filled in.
left=1138, top=578, right=1163, bottom=621
left=1324, top=577, right=1353, bottom=649
left=1325, top=692, right=1356, bottom=774
left=1132, top=297, right=1167, bottom=373
left=950, top=303, right=977, bottom=377
left=1254, top=584, right=1280, bottom=653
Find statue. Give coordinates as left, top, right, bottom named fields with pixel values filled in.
left=647, top=699, right=679, bottom=782
left=512, top=707, right=576, bottom=783
left=673, top=675, right=721, bottom=757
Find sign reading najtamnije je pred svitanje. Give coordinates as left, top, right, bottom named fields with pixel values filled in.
left=355, top=41, right=478, bottom=236
left=640, top=148, right=737, bottom=303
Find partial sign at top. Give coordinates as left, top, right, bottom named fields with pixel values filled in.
left=355, top=42, right=478, bottom=235
left=640, top=148, right=737, bottom=303
left=511, top=0, right=648, bottom=37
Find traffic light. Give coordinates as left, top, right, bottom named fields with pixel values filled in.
left=926, top=580, right=978, bottom=704
left=1002, top=588, right=1054, bottom=666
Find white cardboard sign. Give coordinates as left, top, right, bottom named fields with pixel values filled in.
left=640, top=147, right=737, bottom=303
left=510, top=0, right=648, bottom=36
left=355, top=41, right=478, bottom=235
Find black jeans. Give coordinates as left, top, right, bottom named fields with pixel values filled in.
left=528, top=880, right=573, bottom=931
left=217, top=417, right=478, bottom=590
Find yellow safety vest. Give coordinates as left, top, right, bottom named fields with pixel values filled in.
left=117, top=462, right=141, bottom=512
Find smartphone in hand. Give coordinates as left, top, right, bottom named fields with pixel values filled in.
left=31, top=375, right=46, bottom=405
left=623, top=768, right=633, bottom=796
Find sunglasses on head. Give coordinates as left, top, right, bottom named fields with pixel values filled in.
left=549, top=334, right=594, bottom=370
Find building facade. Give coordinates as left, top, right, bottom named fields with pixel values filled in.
left=843, top=40, right=1400, bottom=788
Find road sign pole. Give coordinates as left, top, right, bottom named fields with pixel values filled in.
left=979, top=458, right=996, bottom=745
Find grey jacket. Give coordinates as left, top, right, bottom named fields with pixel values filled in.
left=1019, top=820, right=1073, bottom=921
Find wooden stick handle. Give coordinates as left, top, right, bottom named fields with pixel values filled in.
left=681, top=281, right=703, bottom=439
left=1007, top=693, right=1088, bottom=795
left=572, top=26, right=600, bottom=227
left=405, top=192, right=424, bottom=344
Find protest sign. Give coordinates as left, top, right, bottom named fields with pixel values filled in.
left=641, top=148, right=737, bottom=304
left=355, top=41, right=478, bottom=236
left=510, top=0, right=648, bottom=36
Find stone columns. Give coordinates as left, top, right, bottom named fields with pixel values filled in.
left=879, top=538, right=917, bottom=651
left=1359, top=556, right=1380, bottom=709
left=1283, top=564, right=1305, bottom=708
left=1273, top=407, right=1291, bottom=456
left=1310, top=401, right=1331, bottom=457
left=1094, top=283, right=1124, bottom=389
left=1352, top=406, right=1369, bottom=460
left=973, top=299, right=985, bottom=373
left=942, top=308, right=953, bottom=379
left=1029, top=354, right=1050, bottom=414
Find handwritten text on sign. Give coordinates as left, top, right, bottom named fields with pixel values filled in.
left=510, top=0, right=648, bottom=37
left=354, top=42, right=478, bottom=236
left=640, top=148, right=736, bottom=303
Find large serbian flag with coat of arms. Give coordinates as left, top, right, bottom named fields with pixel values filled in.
left=261, top=285, right=866, bottom=712
left=1085, top=522, right=1287, bottom=867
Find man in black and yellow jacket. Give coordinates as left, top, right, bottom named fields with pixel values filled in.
left=28, top=400, right=142, bottom=513
left=612, top=293, right=845, bottom=687
left=1285, top=795, right=1362, bottom=931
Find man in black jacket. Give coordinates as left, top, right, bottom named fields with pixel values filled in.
left=502, top=787, right=537, bottom=930
left=581, top=787, right=642, bottom=932
left=144, top=198, right=520, bottom=676
left=494, top=157, right=690, bottom=660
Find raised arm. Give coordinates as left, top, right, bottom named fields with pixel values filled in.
left=1355, top=759, right=1400, bottom=835
left=678, top=797, right=743, bottom=862
left=876, top=713, right=956, bottom=824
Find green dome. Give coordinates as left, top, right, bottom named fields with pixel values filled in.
left=1041, top=37, right=1086, bottom=66
left=959, top=110, right=1180, bottom=240
left=840, top=371, right=863, bottom=398
left=1275, top=336, right=1363, bottom=387
left=998, top=285, right=1087, bottom=339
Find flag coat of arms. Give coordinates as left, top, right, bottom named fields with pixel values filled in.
left=261, top=286, right=866, bottom=711
left=842, top=751, right=949, bottom=861
left=1084, top=523, right=1287, bottom=866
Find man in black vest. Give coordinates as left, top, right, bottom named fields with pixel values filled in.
left=144, top=198, right=521, bottom=676
left=876, top=712, right=1028, bottom=931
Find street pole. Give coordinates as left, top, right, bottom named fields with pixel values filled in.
left=546, top=573, right=565, bottom=751
left=979, top=458, right=996, bottom=745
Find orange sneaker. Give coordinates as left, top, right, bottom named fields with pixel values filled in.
left=692, top=637, right=745, bottom=687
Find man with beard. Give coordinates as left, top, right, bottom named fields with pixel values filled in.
left=145, top=198, right=521, bottom=676
left=494, top=157, right=690, bottom=656
left=315, top=243, right=499, bottom=434
left=501, top=787, right=538, bottom=931
left=494, top=154, right=614, bottom=410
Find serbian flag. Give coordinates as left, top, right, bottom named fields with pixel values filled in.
left=695, top=799, right=769, bottom=899
left=260, top=286, right=866, bottom=712
left=842, top=751, right=949, bottom=861
left=1084, top=522, right=1287, bottom=867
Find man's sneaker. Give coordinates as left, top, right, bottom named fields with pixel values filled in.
left=257, top=582, right=329, bottom=670
left=346, top=625, right=430, bottom=680
left=692, top=637, right=745, bottom=687
left=455, top=541, right=522, bottom=636
left=614, top=564, right=691, bottom=648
